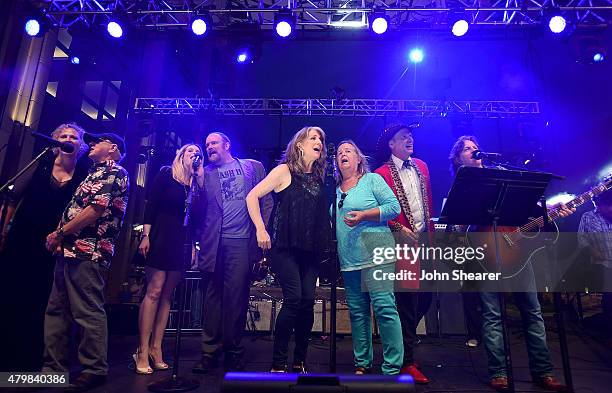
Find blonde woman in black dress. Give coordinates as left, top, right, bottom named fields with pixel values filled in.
left=134, top=144, right=203, bottom=374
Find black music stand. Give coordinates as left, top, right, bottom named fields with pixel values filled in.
left=439, top=166, right=553, bottom=393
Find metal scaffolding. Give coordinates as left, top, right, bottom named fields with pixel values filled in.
left=133, top=97, right=540, bottom=117
left=35, top=0, right=612, bottom=31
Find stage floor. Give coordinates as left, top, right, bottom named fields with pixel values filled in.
left=21, top=313, right=612, bottom=393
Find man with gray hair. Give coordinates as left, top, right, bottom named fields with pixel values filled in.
left=193, top=132, right=273, bottom=373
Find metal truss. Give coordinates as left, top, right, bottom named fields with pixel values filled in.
left=133, top=97, right=540, bottom=117
left=36, top=0, right=612, bottom=31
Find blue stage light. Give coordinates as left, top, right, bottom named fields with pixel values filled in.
left=548, top=15, right=566, bottom=34
left=107, top=21, right=123, bottom=38
left=409, top=48, right=424, bottom=63
left=275, top=21, right=292, bottom=38
left=452, top=19, right=469, bottom=37
left=371, top=17, right=388, bottom=35
left=593, top=52, right=604, bottom=62
left=25, top=19, right=41, bottom=37
left=191, top=18, right=207, bottom=36
left=70, top=56, right=80, bottom=65
left=237, top=52, right=248, bottom=63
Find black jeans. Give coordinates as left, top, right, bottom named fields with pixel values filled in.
left=395, top=291, right=432, bottom=365
left=201, top=238, right=250, bottom=361
left=271, top=248, right=319, bottom=368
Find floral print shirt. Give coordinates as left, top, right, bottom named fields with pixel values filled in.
left=59, top=160, right=129, bottom=268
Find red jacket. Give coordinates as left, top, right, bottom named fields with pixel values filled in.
left=375, top=158, right=435, bottom=289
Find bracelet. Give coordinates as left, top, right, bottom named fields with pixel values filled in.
left=56, top=227, right=65, bottom=237
left=142, top=234, right=149, bottom=238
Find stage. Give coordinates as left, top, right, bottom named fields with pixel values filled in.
left=18, top=305, right=612, bottom=393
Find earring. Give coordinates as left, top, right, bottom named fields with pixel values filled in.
left=299, top=148, right=304, bottom=158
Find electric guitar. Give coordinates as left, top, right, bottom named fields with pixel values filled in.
left=465, top=174, right=612, bottom=278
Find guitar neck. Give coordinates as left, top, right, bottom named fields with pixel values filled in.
left=518, top=182, right=611, bottom=233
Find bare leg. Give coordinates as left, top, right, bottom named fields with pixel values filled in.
left=137, top=268, right=166, bottom=370
left=150, top=271, right=182, bottom=365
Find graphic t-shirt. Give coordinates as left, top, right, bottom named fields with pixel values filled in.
left=218, top=159, right=250, bottom=238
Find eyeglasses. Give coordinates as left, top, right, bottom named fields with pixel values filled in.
left=338, top=192, right=348, bottom=209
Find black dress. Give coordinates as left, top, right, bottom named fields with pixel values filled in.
left=270, top=171, right=331, bottom=258
left=144, top=166, right=199, bottom=271
left=0, top=152, right=89, bottom=371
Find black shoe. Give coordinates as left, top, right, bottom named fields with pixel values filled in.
left=224, top=355, right=245, bottom=372
left=66, top=373, right=106, bottom=392
left=192, top=356, right=219, bottom=374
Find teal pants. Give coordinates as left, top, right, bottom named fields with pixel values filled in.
left=342, top=263, right=403, bottom=375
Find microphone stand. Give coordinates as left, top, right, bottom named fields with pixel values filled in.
left=324, top=144, right=339, bottom=373
left=149, top=165, right=200, bottom=393
left=0, top=147, right=53, bottom=241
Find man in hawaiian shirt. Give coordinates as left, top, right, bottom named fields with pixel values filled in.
left=43, top=132, right=129, bottom=392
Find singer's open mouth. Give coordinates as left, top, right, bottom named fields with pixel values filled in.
left=341, top=158, right=349, bottom=163
left=313, top=147, right=321, bottom=152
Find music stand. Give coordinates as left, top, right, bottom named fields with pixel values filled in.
left=439, top=166, right=553, bottom=393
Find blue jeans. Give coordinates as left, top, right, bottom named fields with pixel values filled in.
left=343, top=263, right=403, bottom=375
left=480, top=288, right=554, bottom=379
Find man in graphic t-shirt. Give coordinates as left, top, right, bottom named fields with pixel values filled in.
left=193, top=132, right=273, bottom=373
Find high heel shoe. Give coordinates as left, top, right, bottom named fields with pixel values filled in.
left=149, top=353, right=169, bottom=371
left=132, top=349, right=153, bottom=375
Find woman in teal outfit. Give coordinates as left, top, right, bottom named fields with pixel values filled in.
left=334, top=140, right=404, bottom=375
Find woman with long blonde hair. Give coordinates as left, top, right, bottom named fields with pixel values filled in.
left=134, top=143, right=203, bottom=374
left=246, top=126, right=331, bottom=372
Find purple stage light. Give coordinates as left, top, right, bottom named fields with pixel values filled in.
left=107, top=21, right=123, bottom=38
left=25, top=19, right=41, bottom=37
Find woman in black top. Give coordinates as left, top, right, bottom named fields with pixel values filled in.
left=134, top=143, right=203, bottom=374
left=246, top=126, right=331, bottom=372
left=0, top=123, right=89, bottom=371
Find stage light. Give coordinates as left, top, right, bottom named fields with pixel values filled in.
left=452, top=19, right=469, bottom=37
left=107, top=20, right=123, bottom=38
left=276, top=21, right=292, bottom=37
left=191, top=18, right=207, bottom=36
left=274, top=8, right=295, bottom=38
left=25, top=19, right=41, bottom=36
left=70, top=56, right=80, bottom=65
left=548, top=15, right=566, bottom=34
left=369, top=10, right=389, bottom=35
left=409, top=48, right=424, bottom=64
left=593, top=52, right=605, bottom=62
left=236, top=52, right=249, bottom=63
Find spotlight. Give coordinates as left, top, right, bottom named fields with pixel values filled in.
left=408, top=48, right=424, bottom=64
left=191, top=11, right=211, bottom=36
left=236, top=52, right=249, bottom=63
left=274, top=8, right=295, bottom=38
left=593, top=52, right=605, bottom=62
left=449, top=10, right=469, bottom=37
left=25, top=19, right=41, bottom=36
left=548, top=15, right=566, bottom=34
left=452, top=20, right=469, bottom=36
left=369, top=10, right=389, bottom=35
left=191, top=18, right=207, bottom=36
left=107, top=20, right=123, bottom=38
left=70, top=56, right=80, bottom=65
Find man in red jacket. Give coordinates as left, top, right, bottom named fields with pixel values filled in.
left=374, top=123, right=433, bottom=384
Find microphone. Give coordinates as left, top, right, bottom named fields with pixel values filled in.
left=192, top=153, right=202, bottom=169
left=472, top=150, right=501, bottom=160
left=31, top=132, right=75, bottom=153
